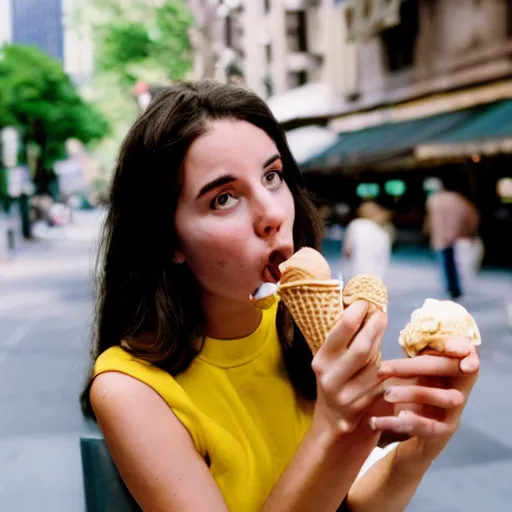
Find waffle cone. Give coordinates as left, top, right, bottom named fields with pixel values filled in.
left=278, top=280, right=342, bottom=354
left=343, top=274, right=388, bottom=313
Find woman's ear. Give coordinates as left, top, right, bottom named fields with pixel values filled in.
left=173, top=250, right=186, bottom=264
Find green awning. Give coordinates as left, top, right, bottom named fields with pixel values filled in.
left=416, top=99, right=512, bottom=161
left=301, top=108, right=478, bottom=171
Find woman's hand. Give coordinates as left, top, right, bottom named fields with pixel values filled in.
left=370, top=338, right=480, bottom=461
left=311, top=300, right=388, bottom=439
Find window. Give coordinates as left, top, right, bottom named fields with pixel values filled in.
left=225, top=14, right=232, bottom=48
left=380, top=0, right=419, bottom=72
left=508, top=0, right=512, bottom=36
left=286, top=11, right=308, bottom=53
left=264, top=75, right=273, bottom=98
left=287, top=70, right=308, bottom=88
left=265, top=44, right=272, bottom=64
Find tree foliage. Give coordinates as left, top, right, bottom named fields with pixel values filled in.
left=0, top=44, right=109, bottom=167
left=95, top=0, right=194, bottom=84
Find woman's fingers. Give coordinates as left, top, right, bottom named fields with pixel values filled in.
left=335, top=360, right=384, bottom=407
left=370, top=410, right=452, bottom=438
left=434, top=337, right=472, bottom=358
left=378, top=355, right=463, bottom=379
left=322, top=300, right=369, bottom=356
left=343, top=311, right=387, bottom=368
left=384, top=385, right=465, bottom=409
left=459, top=345, right=480, bottom=374
left=315, top=309, right=387, bottom=385
left=379, top=338, right=480, bottom=380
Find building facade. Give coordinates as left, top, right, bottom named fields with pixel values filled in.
left=11, top=0, right=64, bottom=62
left=1, top=0, right=94, bottom=85
left=188, top=0, right=352, bottom=100
left=332, top=0, right=512, bottom=130
left=62, top=0, right=95, bottom=86
left=0, top=0, right=12, bottom=46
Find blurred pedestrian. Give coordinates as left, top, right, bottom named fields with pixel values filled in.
left=424, top=175, right=481, bottom=299
left=343, top=200, right=394, bottom=281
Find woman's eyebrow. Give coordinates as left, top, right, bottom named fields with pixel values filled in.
left=263, top=154, right=281, bottom=168
left=196, top=154, right=281, bottom=199
left=196, top=174, right=236, bottom=199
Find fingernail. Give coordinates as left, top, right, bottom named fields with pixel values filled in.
left=384, top=388, right=395, bottom=402
left=369, top=417, right=377, bottom=430
left=461, top=359, right=479, bottom=373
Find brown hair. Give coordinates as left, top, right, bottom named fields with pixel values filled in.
left=80, top=80, right=323, bottom=418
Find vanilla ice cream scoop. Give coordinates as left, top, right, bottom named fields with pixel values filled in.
left=249, top=283, right=279, bottom=310
left=399, top=298, right=481, bottom=357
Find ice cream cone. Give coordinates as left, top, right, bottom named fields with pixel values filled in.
left=343, top=274, right=388, bottom=313
left=251, top=248, right=390, bottom=356
left=277, top=279, right=342, bottom=354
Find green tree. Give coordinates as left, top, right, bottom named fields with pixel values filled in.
left=0, top=44, right=109, bottom=190
left=94, top=0, right=194, bottom=84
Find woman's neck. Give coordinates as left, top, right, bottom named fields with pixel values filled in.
left=201, top=294, right=263, bottom=340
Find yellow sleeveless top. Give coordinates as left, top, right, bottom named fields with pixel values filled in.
left=94, top=303, right=313, bottom=511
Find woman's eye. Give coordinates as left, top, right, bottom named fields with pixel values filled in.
left=264, top=170, right=283, bottom=189
left=210, top=192, right=239, bottom=210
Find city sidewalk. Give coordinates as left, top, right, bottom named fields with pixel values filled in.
left=0, top=210, right=511, bottom=511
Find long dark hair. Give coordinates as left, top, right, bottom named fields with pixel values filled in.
left=80, top=80, right=322, bottom=418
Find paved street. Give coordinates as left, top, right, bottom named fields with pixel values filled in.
left=0, top=209, right=511, bottom=511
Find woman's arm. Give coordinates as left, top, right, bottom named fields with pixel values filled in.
left=346, top=437, right=431, bottom=512
left=346, top=341, right=480, bottom=511
left=92, top=372, right=379, bottom=512
left=262, top=422, right=379, bottom=512
left=91, top=372, right=229, bottom=512
left=91, top=303, right=390, bottom=512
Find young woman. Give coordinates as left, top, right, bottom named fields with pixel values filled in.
left=81, top=81, right=480, bottom=512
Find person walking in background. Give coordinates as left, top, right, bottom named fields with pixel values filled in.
left=343, top=201, right=394, bottom=281
left=424, top=175, right=481, bottom=299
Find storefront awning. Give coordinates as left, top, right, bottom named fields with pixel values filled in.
left=285, top=125, right=339, bottom=165
left=301, top=107, right=477, bottom=171
left=267, top=82, right=343, bottom=130
left=415, top=99, right=512, bottom=161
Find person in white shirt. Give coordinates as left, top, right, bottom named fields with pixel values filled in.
left=343, top=201, right=394, bottom=281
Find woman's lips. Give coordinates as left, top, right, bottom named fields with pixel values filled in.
left=263, top=265, right=280, bottom=284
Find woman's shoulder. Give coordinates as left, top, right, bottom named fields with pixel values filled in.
left=92, top=346, right=207, bottom=455
left=94, top=345, right=155, bottom=376
left=94, top=346, right=191, bottom=406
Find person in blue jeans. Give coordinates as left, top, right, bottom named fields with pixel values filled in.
left=436, top=245, right=462, bottom=299
left=424, top=175, right=480, bottom=299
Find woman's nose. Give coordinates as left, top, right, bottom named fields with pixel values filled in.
left=253, top=194, right=286, bottom=239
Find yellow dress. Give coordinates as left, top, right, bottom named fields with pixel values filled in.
left=94, top=303, right=313, bottom=511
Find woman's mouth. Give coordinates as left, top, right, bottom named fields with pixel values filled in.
left=263, top=265, right=280, bottom=284
left=262, top=250, right=288, bottom=284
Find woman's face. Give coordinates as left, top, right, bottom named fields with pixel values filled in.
left=175, top=119, right=295, bottom=304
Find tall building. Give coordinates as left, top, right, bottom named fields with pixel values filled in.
left=0, top=0, right=12, bottom=46
left=11, top=0, right=64, bottom=62
left=1, top=0, right=94, bottom=84
left=62, top=0, right=95, bottom=85
left=189, top=1, right=353, bottom=118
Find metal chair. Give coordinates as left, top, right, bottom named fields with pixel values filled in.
left=80, top=436, right=141, bottom=511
